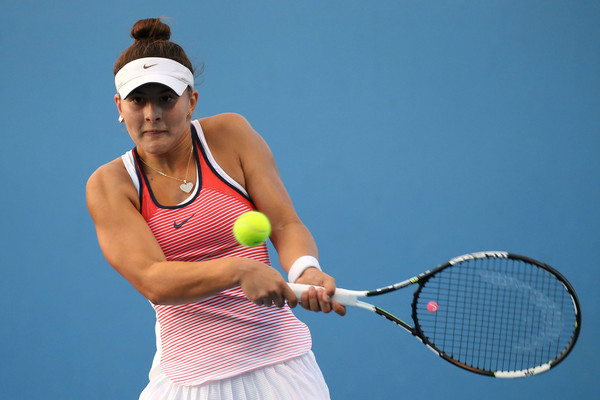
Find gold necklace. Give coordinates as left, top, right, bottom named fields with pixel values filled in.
left=139, top=146, right=195, bottom=193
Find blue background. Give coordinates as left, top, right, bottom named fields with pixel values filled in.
left=1, top=1, right=598, bottom=398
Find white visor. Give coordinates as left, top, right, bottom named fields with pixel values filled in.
left=115, top=57, right=194, bottom=99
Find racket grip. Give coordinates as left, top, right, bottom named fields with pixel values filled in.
left=287, top=283, right=366, bottom=306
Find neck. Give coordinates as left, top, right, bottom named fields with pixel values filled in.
left=137, top=134, right=194, bottom=172
left=138, top=146, right=195, bottom=185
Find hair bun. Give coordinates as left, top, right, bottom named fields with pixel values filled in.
left=131, top=18, right=171, bottom=42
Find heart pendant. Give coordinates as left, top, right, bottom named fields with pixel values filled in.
left=180, top=182, right=193, bottom=193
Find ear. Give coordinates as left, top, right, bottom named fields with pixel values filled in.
left=187, top=90, right=199, bottom=119
left=114, top=94, right=123, bottom=115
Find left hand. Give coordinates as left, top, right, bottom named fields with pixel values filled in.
left=295, top=268, right=346, bottom=316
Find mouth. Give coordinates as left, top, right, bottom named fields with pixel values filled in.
left=143, top=129, right=168, bottom=136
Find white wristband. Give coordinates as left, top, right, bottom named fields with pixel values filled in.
left=287, top=255, right=322, bottom=283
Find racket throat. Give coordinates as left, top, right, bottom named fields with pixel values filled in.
left=374, top=306, right=416, bottom=334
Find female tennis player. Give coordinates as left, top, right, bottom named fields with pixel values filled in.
left=86, top=18, right=345, bottom=400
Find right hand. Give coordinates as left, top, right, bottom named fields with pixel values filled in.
left=295, top=268, right=346, bottom=316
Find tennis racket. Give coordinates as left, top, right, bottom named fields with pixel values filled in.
left=289, top=251, right=581, bottom=378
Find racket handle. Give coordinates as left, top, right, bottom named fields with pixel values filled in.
left=287, top=283, right=367, bottom=306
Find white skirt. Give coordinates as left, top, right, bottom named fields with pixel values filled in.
left=139, top=351, right=330, bottom=400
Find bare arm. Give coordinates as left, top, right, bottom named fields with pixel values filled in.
left=86, top=160, right=296, bottom=307
left=204, top=114, right=345, bottom=315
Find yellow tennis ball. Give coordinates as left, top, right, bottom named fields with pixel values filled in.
left=233, top=211, right=271, bottom=247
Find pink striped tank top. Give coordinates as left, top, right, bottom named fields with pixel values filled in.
left=122, top=120, right=312, bottom=385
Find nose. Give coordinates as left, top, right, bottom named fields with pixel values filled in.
left=144, top=101, right=162, bottom=122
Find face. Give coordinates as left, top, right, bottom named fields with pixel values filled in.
left=115, top=83, right=198, bottom=155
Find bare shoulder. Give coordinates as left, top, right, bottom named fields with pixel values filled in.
left=86, top=158, right=139, bottom=215
left=199, top=113, right=265, bottom=147
left=200, top=112, right=252, bottom=132
left=87, top=158, right=130, bottom=194
left=196, top=114, right=273, bottom=189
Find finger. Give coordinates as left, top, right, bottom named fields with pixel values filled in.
left=317, top=288, right=332, bottom=314
left=273, top=293, right=285, bottom=308
left=332, top=301, right=346, bottom=316
left=256, top=295, right=274, bottom=307
left=255, top=299, right=271, bottom=307
left=322, top=278, right=337, bottom=298
left=307, top=286, right=321, bottom=312
left=299, top=287, right=309, bottom=310
left=282, top=284, right=298, bottom=309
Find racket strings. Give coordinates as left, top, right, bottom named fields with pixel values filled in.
left=414, top=257, right=577, bottom=374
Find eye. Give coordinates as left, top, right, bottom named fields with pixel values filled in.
left=129, top=95, right=146, bottom=105
left=161, top=94, right=177, bottom=104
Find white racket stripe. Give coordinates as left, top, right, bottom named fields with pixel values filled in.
left=494, top=363, right=552, bottom=378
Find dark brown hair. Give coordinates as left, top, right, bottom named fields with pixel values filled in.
left=113, top=18, right=195, bottom=76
